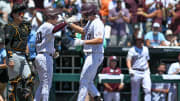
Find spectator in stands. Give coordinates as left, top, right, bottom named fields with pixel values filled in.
left=9, top=0, right=28, bottom=8
left=102, top=56, right=124, bottom=101
left=0, top=0, right=11, bottom=25
left=124, top=0, right=150, bottom=35
left=151, top=63, right=169, bottom=101
left=99, top=0, right=111, bottom=23
left=34, top=0, right=44, bottom=9
left=167, top=53, right=180, bottom=101
left=145, top=22, right=166, bottom=47
left=165, top=29, right=178, bottom=46
left=137, top=2, right=164, bottom=26
left=43, top=0, right=54, bottom=8
left=0, top=34, right=8, bottom=101
left=169, top=1, right=180, bottom=40
left=60, top=0, right=79, bottom=17
left=108, top=0, right=130, bottom=47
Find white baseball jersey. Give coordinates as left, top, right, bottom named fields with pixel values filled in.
left=127, top=46, right=150, bottom=70
left=83, top=16, right=105, bottom=53
left=168, top=62, right=180, bottom=74
left=36, top=22, right=55, bottom=54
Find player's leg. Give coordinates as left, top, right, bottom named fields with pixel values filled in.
left=130, top=75, right=141, bottom=101
left=34, top=54, right=49, bottom=101
left=77, top=54, right=103, bottom=101
left=47, top=56, right=53, bottom=99
left=87, top=54, right=104, bottom=97
left=22, top=56, right=32, bottom=78
left=142, top=72, right=151, bottom=101
left=77, top=55, right=93, bottom=101
left=104, top=92, right=113, bottom=101
left=113, top=92, right=120, bottom=101
left=8, top=53, right=22, bottom=80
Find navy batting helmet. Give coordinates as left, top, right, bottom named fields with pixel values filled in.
left=81, top=4, right=98, bottom=16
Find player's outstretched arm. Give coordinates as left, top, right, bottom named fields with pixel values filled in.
left=69, top=23, right=85, bottom=35
left=84, top=38, right=103, bottom=45
left=52, top=22, right=67, bottom=34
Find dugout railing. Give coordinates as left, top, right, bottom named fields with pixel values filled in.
left=52, top=47, right=180, bottom=101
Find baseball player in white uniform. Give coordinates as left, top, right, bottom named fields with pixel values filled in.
left=66, top=4, right=105, bottom=101
left=34, top=8, right=67, bottom=101
left=167, top=53, right=180, bottom=101
left=126, top=31, right=151, bottom=101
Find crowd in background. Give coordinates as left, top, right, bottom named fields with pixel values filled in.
left=0, top=0, right=180, bottom=101
left=0, top=0, right=180, bottom=49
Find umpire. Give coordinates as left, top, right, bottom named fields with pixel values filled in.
left=4, top=4, right=33, bottom=100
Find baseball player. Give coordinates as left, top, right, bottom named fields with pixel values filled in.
left=151, top=63, right=169, bottom=101
left=126, top=30, right=151, bottom=101
left=3, top=4, right=34, bottom=100
left=34, top=8, right=67, bottom=101
left=101, top=56, right=124, bottom=101
left=66, top=3, right=105, bottom=101
left=167, top=53, right=180, bottom=101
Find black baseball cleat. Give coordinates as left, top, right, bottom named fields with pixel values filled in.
left=94, top=96, right=103, bottom=101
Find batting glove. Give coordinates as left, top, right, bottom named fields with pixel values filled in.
left=73, top=38, right=85, bottom=46
left=129, top=68, right=135, bottom=76
left=64, top=16, right=80, bottom=25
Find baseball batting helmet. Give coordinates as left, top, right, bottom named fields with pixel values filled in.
left=81, top=3, right=98, bottom=16
left=44, top=8, right=61, bottom=20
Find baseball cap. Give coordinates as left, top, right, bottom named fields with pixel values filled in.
left=166, top=29, right=173, bottom=36
left=109, top=56, right=118, bottom=61
left=153, top=22, right=160, bottom=28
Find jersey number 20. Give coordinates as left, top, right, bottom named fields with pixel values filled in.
left=36, top=32, right=42, bottom=43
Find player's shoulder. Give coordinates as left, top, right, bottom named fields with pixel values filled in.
left=143, top=46, right=149, bottom=51
left=38, top=22, right=53, bottom=31
left=4, top=23, right=15, bottom=30
left=128, top=46, right=135, bottom=52
left=93, top=16, right=104, bottom=25
left=170, top=62, right=179, bottom=67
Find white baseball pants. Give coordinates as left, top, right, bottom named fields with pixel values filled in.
left=77, top=53, right=104, bottom=101
left=131, top=69, right=151, bottom=101
left=34, top=53, right=53, bottom=101
left=103, top=91, right=120, bottom=101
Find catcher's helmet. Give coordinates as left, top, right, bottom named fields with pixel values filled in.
left=10, top=4, right=26, bottom=18
left=44, top=8, right=61, bottom=20
left=81, top=4, right=98, bottom=16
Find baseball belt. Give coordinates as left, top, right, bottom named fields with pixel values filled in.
left=38, top=52, right=53, bottom=57
left=133, top=68, right=148, bottom=72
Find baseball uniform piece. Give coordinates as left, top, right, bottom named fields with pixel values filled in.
left=77, top=16, right=105, bottom=101
left=127, top=46, right=151, bottom=101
